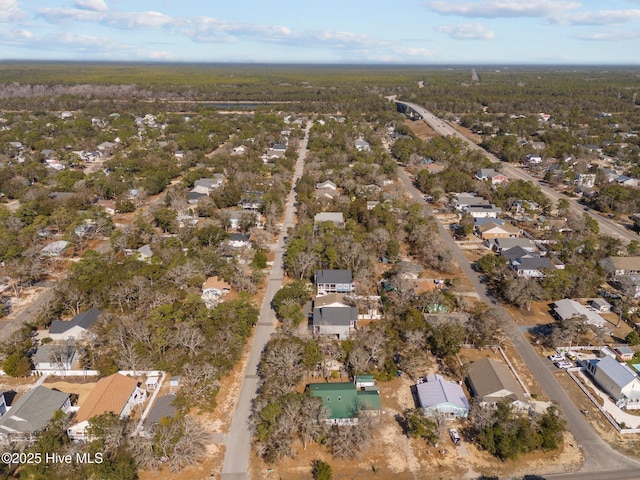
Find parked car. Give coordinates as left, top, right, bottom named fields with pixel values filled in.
left=555, top=361, right=573, bottom=369
left=449, top=428, right=461, bottom=445
left=548, top=354, right=564, bottom=362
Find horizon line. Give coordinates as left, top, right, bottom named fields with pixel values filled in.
left=1, top=60, right=639, bottom=68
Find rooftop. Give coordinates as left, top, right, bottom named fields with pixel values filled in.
left=315, top=269, right=352, bottom=284
left=0, top=386, right=69, bottom=435
left=73, top=374, right=140, bottom=424
left=416, top=374, right=469, bottom=410
left=596, top=355, right=639, bottom=391
left=467, top=358, right=527, bottom=403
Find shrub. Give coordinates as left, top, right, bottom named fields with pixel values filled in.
left=312, top=460, right=332, bottom=480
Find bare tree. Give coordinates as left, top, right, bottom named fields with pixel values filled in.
left=298, top=396, right=329, bottom=450
left=173, top=323, right=206, bottom=358
left=329, top=409, right=375, bottom=459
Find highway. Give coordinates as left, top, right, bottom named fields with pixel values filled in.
left=220, top=122, right=311, bottom=480
left=398, top=101, right=640, bottom=244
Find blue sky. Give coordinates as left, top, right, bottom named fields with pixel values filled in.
left=1, top=0, right=640, bottom=64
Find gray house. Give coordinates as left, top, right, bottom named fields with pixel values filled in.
left=312, top=293, right=358, bottom=340
left=0, top=386, right=71, bottom=444
left=314, top=270, right=355, bottom=296
left=314, top=212, right=345, bottom=227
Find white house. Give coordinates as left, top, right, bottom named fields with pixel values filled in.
left=228, top=233, right=251, bottom=249
left=48, top=308, right=102, bottom=341
left=463, top=205, right=502, bottom=219
left=476, top=168, right=508, bottom=185
left=201, top=276, right=231, bottom=308
left=32, top=344, right=78, bottom=373
left=355, top=139, right=371, bottom=152
left=97, top=199, right=116, bottom=215
left=586, top=355, right=640, bottom=410
left=40, top=240, right=70, bottom=257
left=137, top=244, right=153, bottom=261
left=552, top=299, right=606, bottom=328
left=68, top=374, right=147, bottom=441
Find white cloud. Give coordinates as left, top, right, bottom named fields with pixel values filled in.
left=74, top=0, right=108, bottom=12
left=575, top=30, right=640, bottom=41
left=184, top=17, right=293, bottom=43
left=436, top=23, right=496, bottom=40
left=428, top=0, right=580, bottom=18
left=146, top=50, right=178, bottom=60
left=552, top=9, right=640, bottom=26
left=402, top=47, right=436, bottom=58
left=37, top=7, right=173, bottom=29
left=0, top=0, right=25, bottom=22
left=12, top=29, right=32, bottom=39
left=103, top=11, right=173, bottom=29
left=300, top=30, right=388, bottom=48
left=37, top=8, right=104, bottom=23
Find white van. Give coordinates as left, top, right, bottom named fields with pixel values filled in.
left=449, top=428, right=461, bottom=445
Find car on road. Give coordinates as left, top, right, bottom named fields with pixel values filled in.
left=548, top=354, right=564, bottom=362
left=555, top=361, right=573, bottom=369
left=584, top=206, right=590, bottom=211
left=449, top=428, right=461, bottom=445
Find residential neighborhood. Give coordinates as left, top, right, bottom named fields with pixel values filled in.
left=1, top=64, right=640, bottom=480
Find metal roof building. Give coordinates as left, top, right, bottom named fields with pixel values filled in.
left=415, top=374, right=469, bottom=419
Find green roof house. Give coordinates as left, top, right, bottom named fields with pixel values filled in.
left=308, top=382, right=381, bottom=425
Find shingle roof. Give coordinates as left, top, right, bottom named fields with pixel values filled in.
left=313, top=306, right=358, bottom=327
left=314, top=212, right=345, bottom=224
left=315, top=269, right=352, bottom=284
left=512, top=257, right=555, bottom=271
left=49, top=308, right=102, bottom=334
left=0, top=386, right=69, bottom=435
left=73, top=374, right=139, bottom=424
left=492, top=238, right=536, bottom=251
left=467, top=358, right=527, bottom=403
left=32, top=344, right=76, bottom=365
left=602, top=256, right=640, bottom=273
left=229, top=233, right=250, bottom=242
left=501, top=246, right=540, bottom=261
left=416, top=374, right=469, bottom=410
left=313, top=293, right=349, bottom=308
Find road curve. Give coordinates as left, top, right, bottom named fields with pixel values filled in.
left=398, top=101, right=639, bottom=244
left=220, top=122, right=312, bottom=480
left=397, top=165, right=640, bottom=478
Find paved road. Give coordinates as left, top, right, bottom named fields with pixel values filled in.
left=220, top=122, right=312, bottom=480
left=398, top=101, right=639, bottom=244
left=396, top=168, right=640, bottom=477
